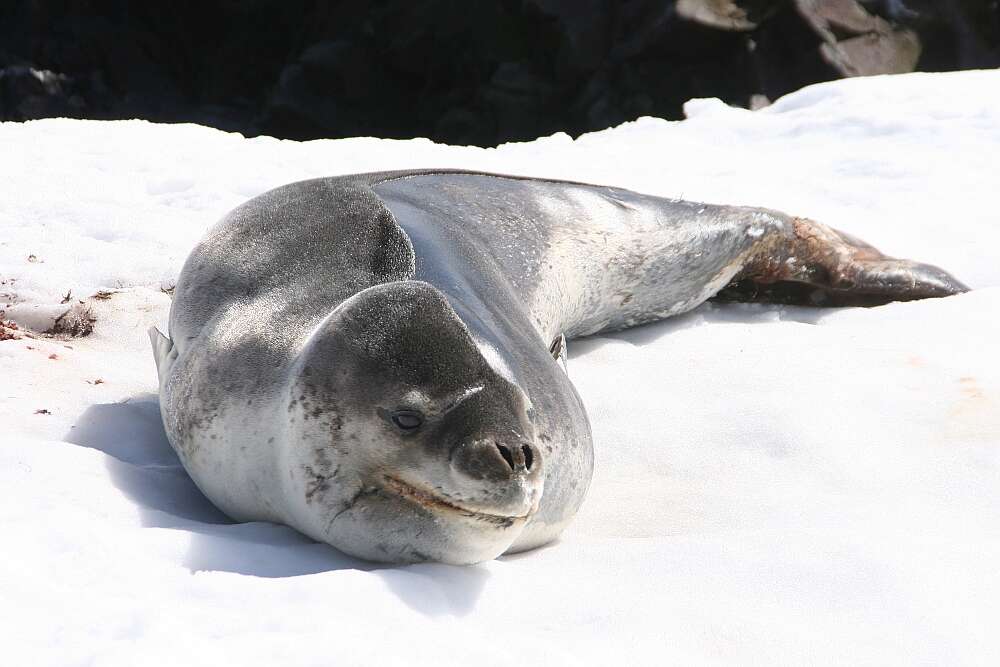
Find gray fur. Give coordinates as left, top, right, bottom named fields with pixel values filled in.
left=153, top=169, right=966, bottom=564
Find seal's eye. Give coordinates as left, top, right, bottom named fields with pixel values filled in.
left=391, top=410, right=424, bottom=432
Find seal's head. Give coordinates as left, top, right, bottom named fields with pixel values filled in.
left=284, top=281, right=544, bottom=564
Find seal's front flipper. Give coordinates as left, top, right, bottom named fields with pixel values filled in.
left=715, top=216, right=969, bottom=307
left=549, top=333, right=568, bottom=375
left=149, top=326, right=178, bottom=384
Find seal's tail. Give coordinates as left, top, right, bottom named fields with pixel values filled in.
left=148, top=326, right=177, bottom=385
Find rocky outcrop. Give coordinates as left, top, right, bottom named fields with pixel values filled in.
left=1, top=0, right=996, bottom=146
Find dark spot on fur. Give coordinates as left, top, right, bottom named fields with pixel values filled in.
left=304, top=465, right=333, bottom=503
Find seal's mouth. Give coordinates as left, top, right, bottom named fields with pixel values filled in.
left=380, top=475, right=531, bottom=525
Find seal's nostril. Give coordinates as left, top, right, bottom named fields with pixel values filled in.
left=522, top=444, right=534, bottom=471
left=495, top=443, right=515, bottom=470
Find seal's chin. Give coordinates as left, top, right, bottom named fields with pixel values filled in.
left=380, top=475, right=534, bottom=525
left=323, top=474, right=535, bottom=565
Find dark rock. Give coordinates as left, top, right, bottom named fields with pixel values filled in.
left=676, top=0, right=760, bottom=31
left=0, top=1, right=996, bottom=147
left=0, top=65, right=84, bottom=119
left=797, top=0, right=921, bottom=76
left=820, top=29, right=922, bottom=77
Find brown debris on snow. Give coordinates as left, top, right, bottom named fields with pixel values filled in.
left=2, top=276, right=20, bottom=308
left=1, top=316, right=22, bottom=341
left=47, top=303, right=96, bottom=338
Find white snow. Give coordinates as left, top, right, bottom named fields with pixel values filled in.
left=2, top=69, right=999, bottom=666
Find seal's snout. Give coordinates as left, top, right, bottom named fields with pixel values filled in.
left=453, top=438, right=542, bottom=482
left=494, top=441, right=536, bottom=473
left=447, top=436, right=544, bottom=518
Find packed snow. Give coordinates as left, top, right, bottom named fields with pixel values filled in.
left=2, top=70, right=999, bottom=666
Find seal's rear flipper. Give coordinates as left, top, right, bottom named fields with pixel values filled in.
left=149, top=326, right=178, bottom=384
left=714, top=216, right=969, bottom=308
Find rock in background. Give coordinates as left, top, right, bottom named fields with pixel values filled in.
left=1, top=0, right=997, bottom=146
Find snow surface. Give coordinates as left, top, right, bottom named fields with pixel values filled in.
left=2, top=70, right=999, bottom=666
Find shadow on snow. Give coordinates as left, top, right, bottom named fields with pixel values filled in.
left=65, top=394, right=488, bottom=617
left=570, top=300, right=827, bottom=356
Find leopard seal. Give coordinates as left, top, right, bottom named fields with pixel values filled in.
left=150, top=169, right=966, bottom=564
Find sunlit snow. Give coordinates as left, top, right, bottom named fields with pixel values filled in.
left=2, top=70, right=999, bottom=666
